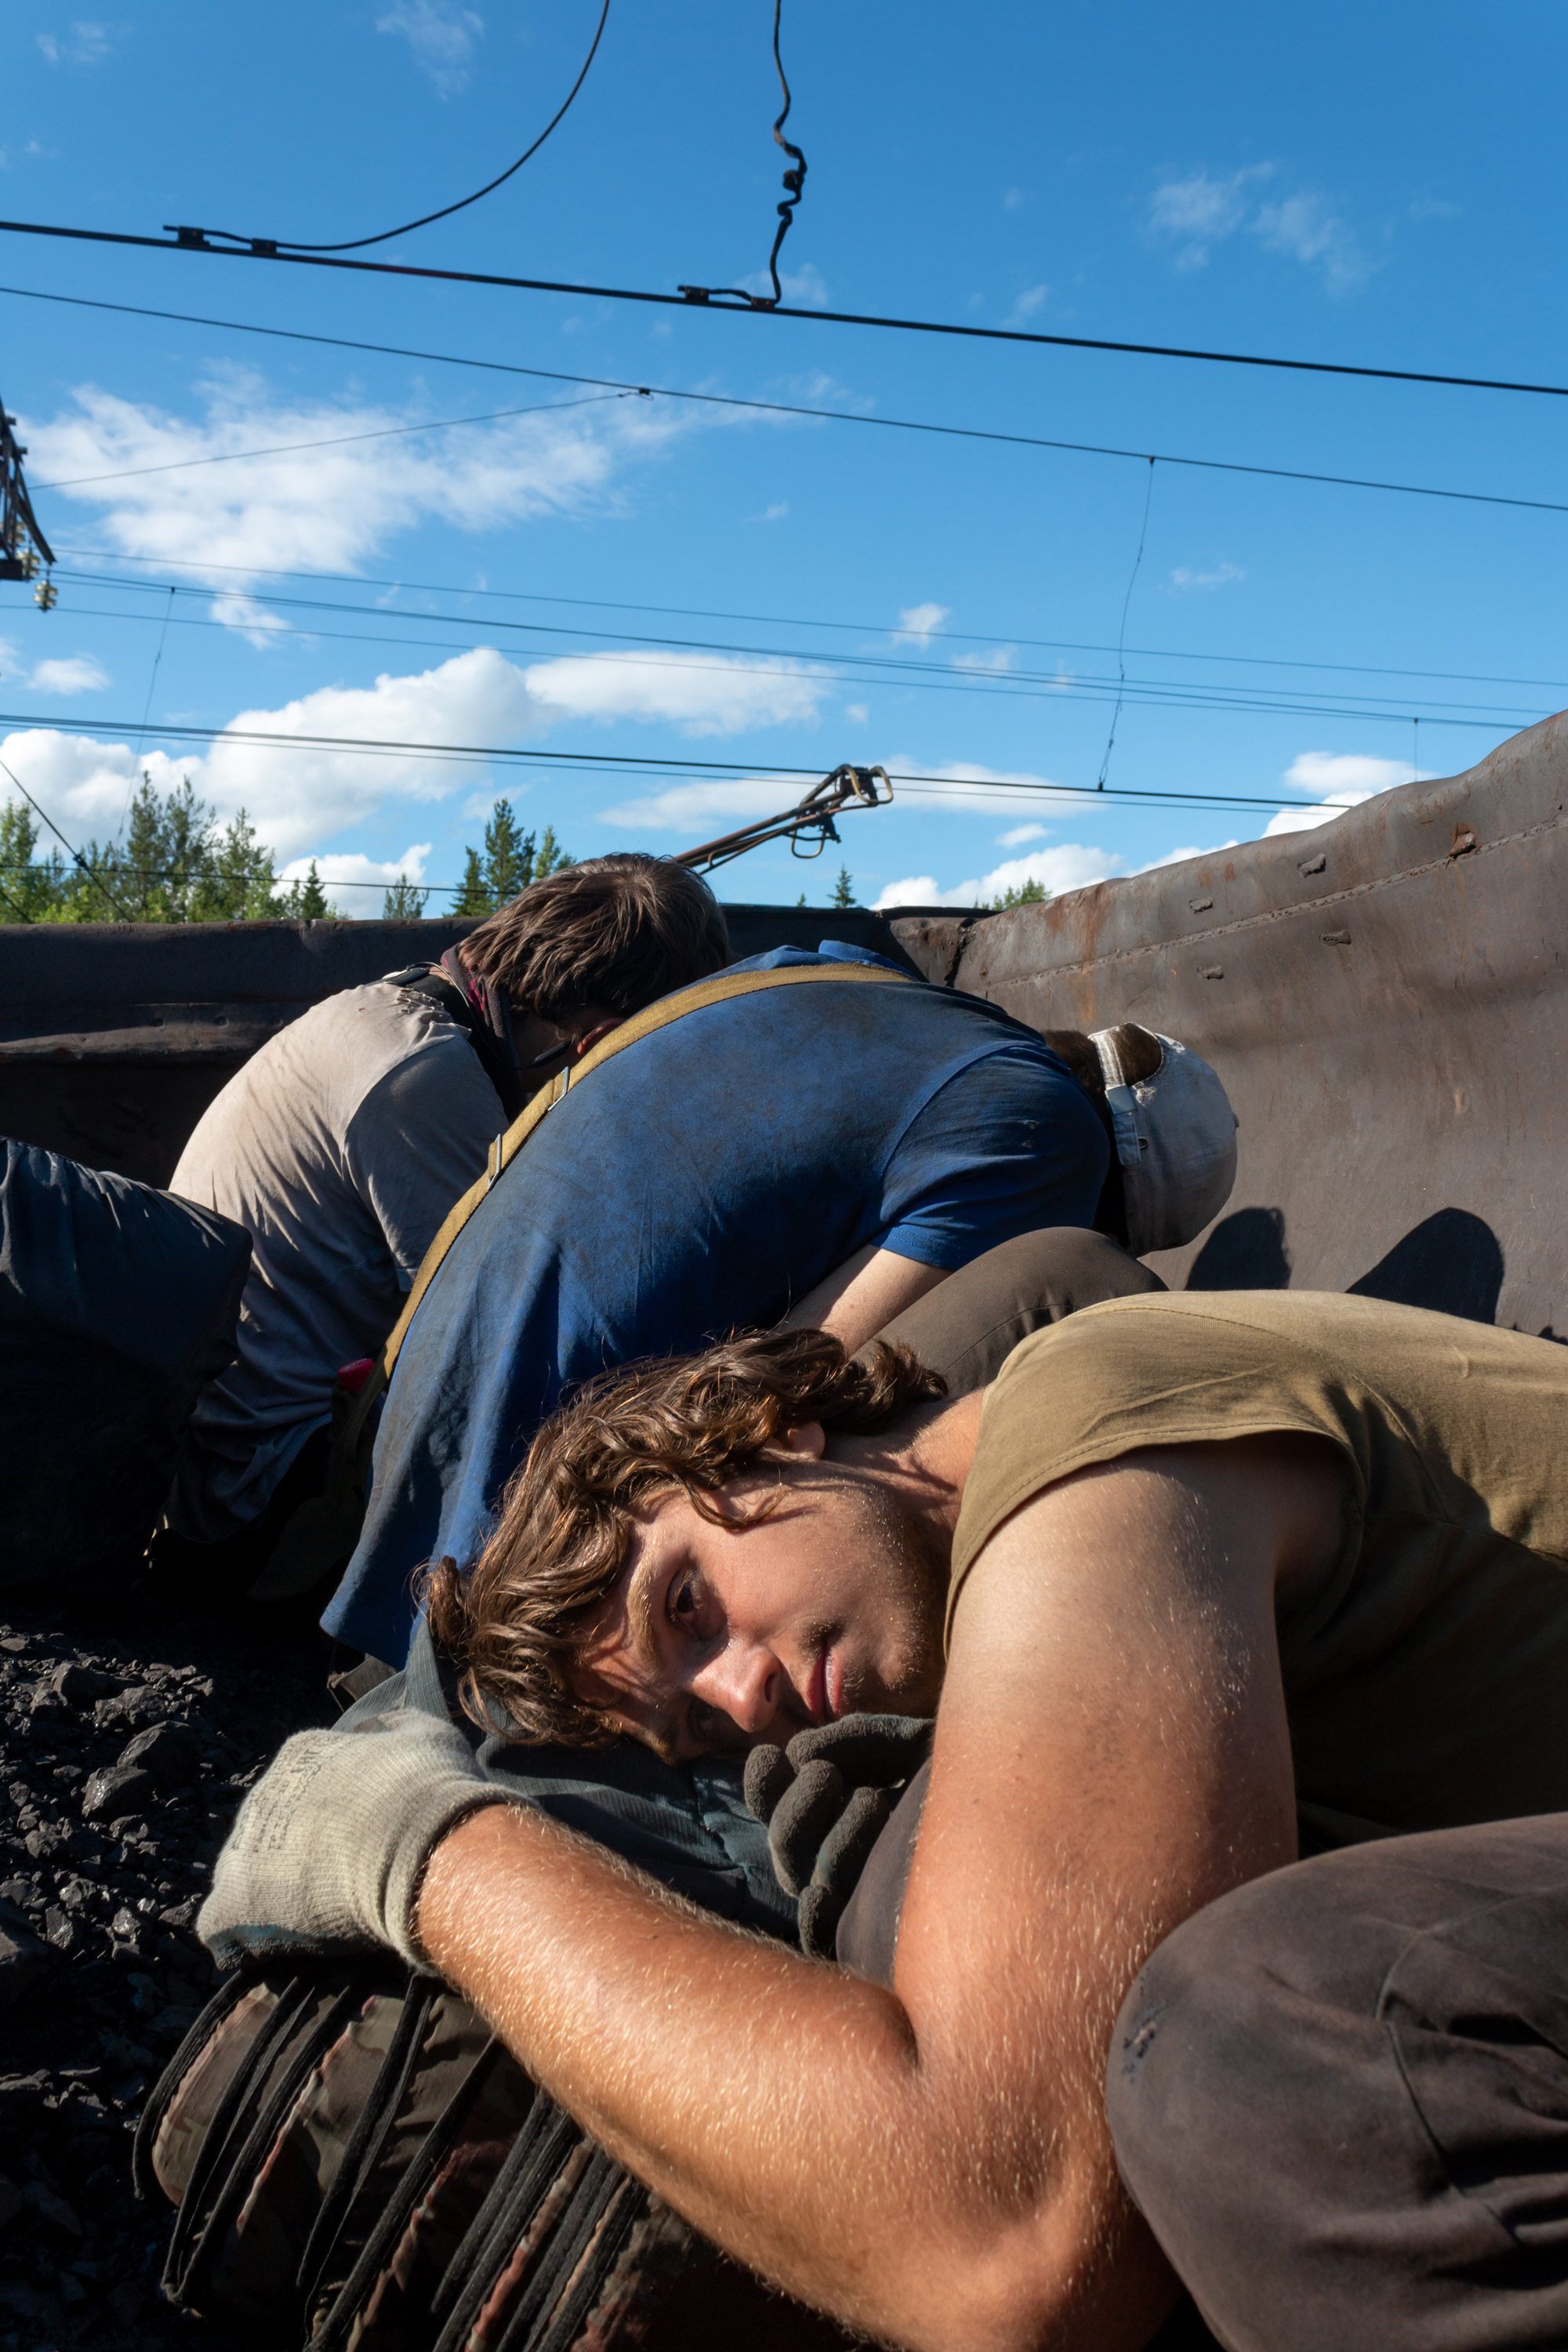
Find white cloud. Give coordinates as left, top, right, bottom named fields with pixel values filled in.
left=749, top=501, right=789, bottom=523
left=1149, top=164, right=1371, bottom=292
left=1138, top=838, right=1240, bottom=870
left=1263, top=797, right=1371, bottom=837
left=281, top=844, right=433, bottom=913
left=1007, top=285, right=1048, bottom=324
left=22, top=369, right=683, bottom=608
left=1169, top=561, right=1244, bottom=590
left=873, top=843, right=1120, bottom=910
left=28, top=655, right=110, bottom=695
left=894, top=602, right=949, bottom=644
left=523, top=649, right=826, bottom=737
left=1002, top=188, right=1027, bottom=211
left=0, top=631, right=830, bottom=862
left=998, top=822, right=1047, bottom=848
left=596, top=775, right=809, bottom=834
left=1283, top=751, right=1428, bottom=797
left=1252, top=193, right=1370, bottom=295
left=953, top=646, right=1015, bottom=673
left=36, top=21, right=115, bottom=65
left=0, top=648, right=534, bottom=858
left=376, top=0, right=481, bottom=93
left=1264, top=748, right=1432, bottom=837
left=844, top=703, right=869, bottom=724
left=1148, top=165, right=1272, bottom=268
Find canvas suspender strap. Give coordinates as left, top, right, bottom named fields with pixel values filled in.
left=248, top=961, right=913, bottom=1603
left=375, top=959, right=913, bottom=1414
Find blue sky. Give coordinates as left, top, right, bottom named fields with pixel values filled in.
left=1, top=0, right=1564, bottom=910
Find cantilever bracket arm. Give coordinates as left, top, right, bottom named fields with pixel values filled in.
left=674, top=764, right=892, bottom=876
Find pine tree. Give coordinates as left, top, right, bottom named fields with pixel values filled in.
left=280, top=860, right=331, bottom=920
left=383, top=874, right=430, bottom=918
left=452, top=848, right=489, bottom=917
left=0, top=799, right=61, bottom=922
left=455, top=806, right=572, bottom=915
left=481, top=799, right=535, bottom=908
left=989, top=880, right=1051, bottom=909
left=190, top=808, right=284, bottom=920
left=830, top=865, right=856, bottom=908
left=532, top=823, right=572, bottom=879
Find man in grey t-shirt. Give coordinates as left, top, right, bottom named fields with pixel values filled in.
left=161, top=855, right=731, bottom=1600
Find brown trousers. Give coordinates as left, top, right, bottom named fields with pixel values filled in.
left=1107, top=1815, right=1568, bottom=2351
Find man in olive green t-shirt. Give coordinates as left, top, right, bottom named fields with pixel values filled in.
left=201, top=1288, right=1568, bottom=2352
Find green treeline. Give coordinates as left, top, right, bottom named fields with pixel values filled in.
left=0, top=775, right=331, bottom=924
left=0, top=782, right=572, bottom=924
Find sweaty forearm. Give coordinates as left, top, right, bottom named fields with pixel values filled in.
left=416, top=1804, right=1076, bottom=2352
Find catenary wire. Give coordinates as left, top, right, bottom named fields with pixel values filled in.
left=31, top=394, right=631, bottom=490
left=189, top=0, right=612, bottom=256
left=0, top=750, right=130, bottom=914
left=46, top=539, right=1568, bottom=699
left=40, top=569, right=1552, bottom=728
left=0, top=707, right=1517, bottom=793
left=2, top=216, right=1566, bottom=403
left=6, top=283, right=1568, bottom=521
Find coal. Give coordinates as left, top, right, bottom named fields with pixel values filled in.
left=0, top=1909, right=55, bottom=2009
left=118, top=1723, right=201, bottom=1791
left=0, top=1581, right=332, bottom=2349
left=49, top=1662, right=120, bottom=1708
left=81, top=1763, right=159, bottom=1823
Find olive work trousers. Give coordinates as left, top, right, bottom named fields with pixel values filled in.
left=1105, top=1814, right=1568, bottom=2352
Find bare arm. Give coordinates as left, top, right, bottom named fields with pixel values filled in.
left=418, top=1437, right=1338, bottom=2352
left=782, top=1243, right=950, bottom=1351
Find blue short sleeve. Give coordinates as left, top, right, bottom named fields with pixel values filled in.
left=877, top=1042, right=1109, bottom=1270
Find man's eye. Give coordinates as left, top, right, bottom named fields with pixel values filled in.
left=670, top=1575, right=699, bottom=1627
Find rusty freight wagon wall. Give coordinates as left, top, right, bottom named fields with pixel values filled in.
left=0, top=902, right=921, bottom=1189
left=887, top=712, right=1568, bottom=1342
left=2, top=714, right=1565, bottom=1342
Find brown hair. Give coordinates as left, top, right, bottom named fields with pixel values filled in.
left=423, top=1328, right=946, bottom=1747
left=459, top=855, right=730, bottom=1021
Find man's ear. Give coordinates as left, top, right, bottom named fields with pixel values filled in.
left=775, top=1421, right=827, bottom=1461
left=572, top=1017, right=622, bottom=1060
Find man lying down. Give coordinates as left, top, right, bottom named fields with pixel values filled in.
left=203, top=1287, right=1568, bottom=2352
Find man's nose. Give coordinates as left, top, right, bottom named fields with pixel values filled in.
left=694, top=1638, right=782, bottom=1733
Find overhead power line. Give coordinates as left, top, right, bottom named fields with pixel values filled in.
left=50, top=540, right=1568, bottom=699
left=6, top=281, right=1564, bottom=521
left=2, top=220, right=1566, bottom=404
left=0, top=706, right=1498, bottom=804
left=190, top=1, right=612, bottom=256
left=32, top=393, right=633, bottom=491
left=45, top=571, right=1549, bottom=731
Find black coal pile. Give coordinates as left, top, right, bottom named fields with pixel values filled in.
left=0, top=1587, right=332, bottom=2350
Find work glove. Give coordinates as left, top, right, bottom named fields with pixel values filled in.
left=743, top=1714, right=934, bottom=1962
left=198, top=1713, right=517, bottom=1973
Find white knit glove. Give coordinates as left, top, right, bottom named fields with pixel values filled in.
left=198, top=1714, right=517, bottom=1971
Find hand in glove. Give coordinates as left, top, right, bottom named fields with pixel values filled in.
left=198, top=1713, right=516, bottom=1972
left=743, top=1714, right=935, bottom=1962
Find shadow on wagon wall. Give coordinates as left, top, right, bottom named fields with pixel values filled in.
left=1189, top=1204, right=1506, bottom=1327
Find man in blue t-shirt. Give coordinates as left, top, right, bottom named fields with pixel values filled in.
left=322, top=944, right=1115, bottom=1666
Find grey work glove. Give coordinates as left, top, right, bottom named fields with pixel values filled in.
left=744, top=1714, right=935, bottom=1962
left=198, top=1715, right=517, bottom=1973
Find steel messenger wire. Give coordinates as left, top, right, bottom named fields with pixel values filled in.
left=5, top=213, right=1568, bottom=405
left=41, top=536, right=1568, bottom=699
left=5, top=284, right=1567, bottom=523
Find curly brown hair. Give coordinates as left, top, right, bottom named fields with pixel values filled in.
left=422, top=1327, right=946, bottom=1747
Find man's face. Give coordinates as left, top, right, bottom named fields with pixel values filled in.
left=572, top=1435, right=949, bottom=1762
